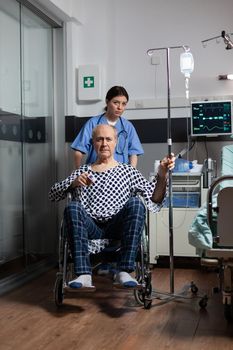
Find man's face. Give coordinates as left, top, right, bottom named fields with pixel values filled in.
left=93, top=125, right=117, bottom=160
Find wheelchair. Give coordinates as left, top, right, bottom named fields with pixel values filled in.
left=53, top=215, right=153, bottom=309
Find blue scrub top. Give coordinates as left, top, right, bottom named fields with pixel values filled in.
left=70, top=114, right=144, bottom=164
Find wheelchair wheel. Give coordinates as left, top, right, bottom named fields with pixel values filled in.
left=134, top=272, right=152, bottom=307
left=134, top=288, right=145, bottom=306
left=54, top=273, right=64, bottom=307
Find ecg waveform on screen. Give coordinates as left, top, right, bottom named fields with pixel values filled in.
left=191, top=101, right=232, bottom=136
left=193, top=117, right=231, bottom=134
left=195, top=124, right=230, bottom=132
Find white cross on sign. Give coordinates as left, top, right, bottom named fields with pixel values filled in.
left=83, top=76, right=94, bottom=88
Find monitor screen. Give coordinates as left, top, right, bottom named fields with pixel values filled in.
left=191, top=100, right=232, bottom=137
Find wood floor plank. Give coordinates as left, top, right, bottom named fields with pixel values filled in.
left=0, top=267, right=232, bottom=350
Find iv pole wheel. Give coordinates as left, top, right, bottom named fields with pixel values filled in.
left=224, top=300, right=233, bottom=322
left=190, top=281, right=198, bottom=294
left=199, top=295, right=208, bottom=309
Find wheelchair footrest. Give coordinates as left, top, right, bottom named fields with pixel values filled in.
left=113, top=283, right=143, bottom=290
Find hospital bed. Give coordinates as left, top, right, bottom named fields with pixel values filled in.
left=188, top=145, right=233, bottom=321
left=205, top=175, right=233, bottom=322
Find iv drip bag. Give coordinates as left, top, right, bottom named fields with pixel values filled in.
left=180, top=51, right=194, bottom=78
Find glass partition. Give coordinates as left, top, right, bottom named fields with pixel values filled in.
left=21, top=5, right=56, bottom=268
left=0, top=0, right=57, bottom=283
left=0, top=0, right=23, bottom=278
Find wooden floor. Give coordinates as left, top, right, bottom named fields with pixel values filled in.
left=0, top=266, right=232, bottom=350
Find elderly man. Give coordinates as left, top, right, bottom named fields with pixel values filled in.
left=49, top=124, right=175, bottom=289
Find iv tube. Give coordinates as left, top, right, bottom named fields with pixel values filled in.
left=185, top=77, right=190, bottom=99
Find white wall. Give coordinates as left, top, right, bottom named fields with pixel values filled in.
left=64, top=0, right=233, bottom=120
left=65, top=0, right=115, bottom=117
left=36, top=0, right=233, bottom=119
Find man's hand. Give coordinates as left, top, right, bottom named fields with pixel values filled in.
left=158, top=153, right=175, bottom=178
left=72, top=172, right=94, bottom=188
left=151, top=153, right=175, bottom=203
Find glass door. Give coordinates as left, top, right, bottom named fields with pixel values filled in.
left=0, top=0, right=57, bottom=281
left=0, top=0, right=23, bottom=278
left=21, top=5, right=56, bottom=268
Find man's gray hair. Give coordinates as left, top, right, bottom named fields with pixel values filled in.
left=92, top=124, right=118, bottom=140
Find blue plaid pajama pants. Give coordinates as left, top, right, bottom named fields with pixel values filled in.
left=64, top=197, right=146, bottom=275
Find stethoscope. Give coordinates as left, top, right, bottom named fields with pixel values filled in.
left=96, top=114, right=128, bottom=156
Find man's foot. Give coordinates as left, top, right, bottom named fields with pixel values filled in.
left=114, top=271, right=139, bottom=288
left=68, top=274, right=95, bottom=290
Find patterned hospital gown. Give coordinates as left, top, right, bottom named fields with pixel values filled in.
left=49, top=163, right=167, bottom=253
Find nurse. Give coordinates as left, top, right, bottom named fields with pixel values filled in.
left=71, top=86, right=144, bottom=168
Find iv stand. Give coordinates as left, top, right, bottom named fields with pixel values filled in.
left=145, top=45, right=208, bottom=309
left=147, top=45, right=193, bottom=294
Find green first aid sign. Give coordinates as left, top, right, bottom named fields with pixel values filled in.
left=83, top=76, right=95, bottom=88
